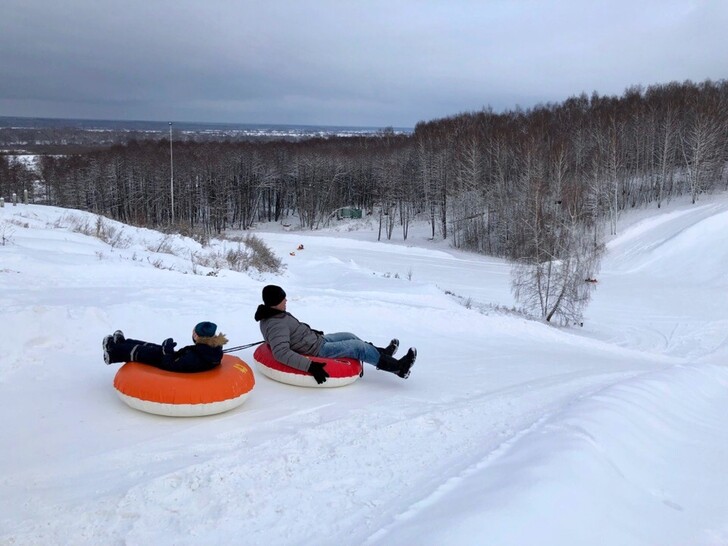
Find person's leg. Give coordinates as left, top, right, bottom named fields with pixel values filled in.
left=105, top=338, right=163, bottom=366
left=127, top=341, right=164, bottom=367
left=322, top=332, right=362, bottom=343
left=318, top=336, right=381, bottom=365
left=324, top=333, right=399, bottom=357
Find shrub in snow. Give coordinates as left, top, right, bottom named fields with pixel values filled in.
left=191, top=235, right=282, bottom=275
left=241, top=234, right=283, bottom=273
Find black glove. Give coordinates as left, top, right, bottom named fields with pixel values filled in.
left=308, top=361, right=330, bottom=384
left=162, top=338, right=177, bottom=355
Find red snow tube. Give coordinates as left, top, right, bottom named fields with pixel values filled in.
left=113, top=354, right=255, bottom=416
left=253, top=343, right=363, bottom=388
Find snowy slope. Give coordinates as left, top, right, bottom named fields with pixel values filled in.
left=1, top=196, right=727, bottom=546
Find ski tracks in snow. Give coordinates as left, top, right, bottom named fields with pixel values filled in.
left=1, top=366, right=645, bottom=545
left=369, top=362, right=728, bottom=546
left=8, top=368, right=647, bottom=545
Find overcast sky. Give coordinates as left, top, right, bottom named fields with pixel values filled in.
left=1, top=0, right=726, bottom=128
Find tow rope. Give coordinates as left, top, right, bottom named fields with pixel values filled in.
left=223, top=340, right=264, bottom=353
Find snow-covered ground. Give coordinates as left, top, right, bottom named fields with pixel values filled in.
left=1, top=195, right=727, bottom=545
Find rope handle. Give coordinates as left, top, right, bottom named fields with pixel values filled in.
left=223, top=340, right=265, bottom=353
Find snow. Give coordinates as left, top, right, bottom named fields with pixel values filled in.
left=1, top=194, right=728, bottom=545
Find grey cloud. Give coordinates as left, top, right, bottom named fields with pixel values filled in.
left=1, top=0, right=726, bottom=126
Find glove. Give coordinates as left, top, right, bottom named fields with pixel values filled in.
left=162, top=338, right=177, bottom=355
left=308, top=361, right=330, bottom=384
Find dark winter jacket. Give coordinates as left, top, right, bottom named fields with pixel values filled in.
left=128, top=333, right=228, bottom=373
left=163, top=333, right=228, bottom=372
left=254, top=305, right=323, bottom=372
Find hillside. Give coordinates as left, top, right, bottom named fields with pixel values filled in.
left=1, top=195, right=727, bottom=545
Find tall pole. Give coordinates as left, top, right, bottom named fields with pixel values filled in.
left=169, top=122, right=175, bottom=225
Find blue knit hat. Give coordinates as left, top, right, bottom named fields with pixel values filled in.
left=194, top=321, right=217, bottom=338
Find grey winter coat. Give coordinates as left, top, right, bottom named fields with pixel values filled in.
left=254, top=305, right=324, bottom=372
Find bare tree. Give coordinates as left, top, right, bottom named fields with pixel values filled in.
left=681, top=108, right=723, bottom=204
left=512, top=219, right=604, bottom=325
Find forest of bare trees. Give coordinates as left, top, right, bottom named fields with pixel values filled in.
left=2, top=80, right=727, bottom=321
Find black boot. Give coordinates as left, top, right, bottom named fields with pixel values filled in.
left=372, top=338, right=399, bottom=358
left=396, top=348, right=416, bottom=379
left=102, top=335, right=113, bottom=365
left=103, top=336, right=134, bottom=364
left=376, top=348, right=416, bottom=379
left=382, top=338, right=399, bottom=357
left=103, top=336, right=131, bottom=365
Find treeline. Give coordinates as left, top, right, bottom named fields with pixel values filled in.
left=3, top=80, right=728, bottom=263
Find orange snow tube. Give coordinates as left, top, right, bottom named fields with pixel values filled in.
left=113, top=354, right=255, bottom=417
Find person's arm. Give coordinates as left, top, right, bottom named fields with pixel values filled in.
left=161, top=338, right=177, bottom=368
left=265, top=321, right=317, bottom=372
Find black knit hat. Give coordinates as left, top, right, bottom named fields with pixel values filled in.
left=194, top=321, right=217, bottom=337
left=262, top=285, right=286, bottom=306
